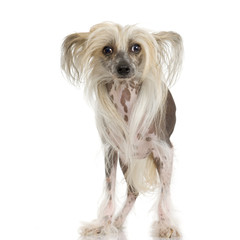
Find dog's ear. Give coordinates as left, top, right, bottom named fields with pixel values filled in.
left=61, top=32, right=89, bottom=83
left=153, top=32, right=183, bottom=86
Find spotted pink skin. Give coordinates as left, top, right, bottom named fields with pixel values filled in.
left=108, top=80, right=158, bottom=160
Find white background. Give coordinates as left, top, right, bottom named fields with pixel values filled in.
left=0, top=1, right=240, bottom=240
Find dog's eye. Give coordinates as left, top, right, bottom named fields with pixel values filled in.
left=103, top=46, right=113, bottom=56
left=131, top=44, right=141, bottom=54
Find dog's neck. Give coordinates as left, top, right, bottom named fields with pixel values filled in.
left=106, top=80, right=142, bottom=123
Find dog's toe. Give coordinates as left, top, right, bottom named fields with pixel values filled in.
left=79, top=219, right=118, bottom=236
left=152, top=221, right=181, bottom=239
left=159, top=226, right=180, bottom=238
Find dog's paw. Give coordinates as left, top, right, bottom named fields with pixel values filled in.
left=79, top=219, right=118, bottom=236
left=152, top=221, right=181, bottom=239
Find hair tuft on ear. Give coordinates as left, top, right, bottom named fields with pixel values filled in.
left=61, top=32, right=89, bottom=85
left=153, top=31, right=183, bottom=87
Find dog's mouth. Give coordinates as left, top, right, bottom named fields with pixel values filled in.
left=117, top=75, right=134, bottom=79
left=111, top=71, right=136, bottom=81
left=113, top=74, right=136, bottom=83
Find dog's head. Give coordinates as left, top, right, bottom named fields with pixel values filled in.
left=61, top=22, right=183, bottom=87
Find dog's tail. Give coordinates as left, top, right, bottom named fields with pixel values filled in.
left=126, top=154, right=158, bottom=193
left=125, top=142, right=173, bottom=193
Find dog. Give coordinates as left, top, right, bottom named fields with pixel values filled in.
left=61, top=22, right=183, bottom=238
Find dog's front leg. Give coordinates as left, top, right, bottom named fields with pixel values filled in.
left=80, top=148, right=118, bottom=236
left=113, top=158, right=139, bottom=229
left=152, top=146, right=181, bottom=238
left=99, top=148, right=118, bottom=221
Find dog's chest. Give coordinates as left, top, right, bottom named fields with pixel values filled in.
left=107, top=81, right=141, bottom=123
left=106, top=81, right=157, bottom=159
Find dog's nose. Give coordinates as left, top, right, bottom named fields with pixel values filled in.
left=117, top=65, right=131, bottom=76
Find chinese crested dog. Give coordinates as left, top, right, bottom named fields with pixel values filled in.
left=61, top=22, right=183, bottom=238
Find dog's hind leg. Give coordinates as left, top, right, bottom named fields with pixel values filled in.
left=80, top=148, right=118, bottom=236
left=113, top=158, right=139, bottom=229
left=151, top=144, right=181, bottom=238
